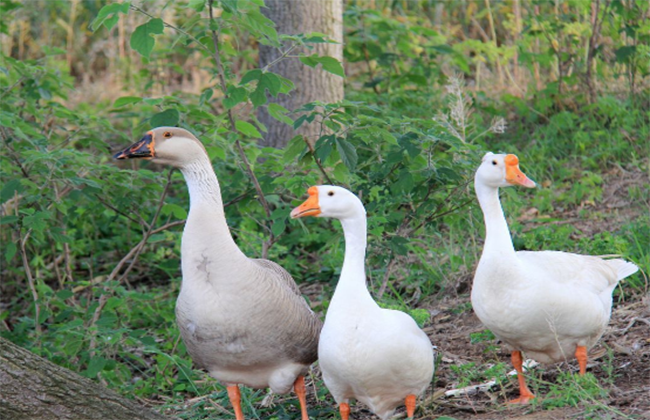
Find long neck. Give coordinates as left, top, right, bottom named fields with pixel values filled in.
left=179, top=155, right=247, bottom=269
left=475, top=181, right=515, bottom=256
left=331, top=210, right=375, bottom=304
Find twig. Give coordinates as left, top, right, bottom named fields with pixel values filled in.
left=620, top=317, right=650, bottom=335
left=0, top=76, right=27, bottom=101
left=53, top=182, right=74, bottom=285
left=17, top=195, right=40, bottom=334
left=4, top=141, right=32, bottom=180
left=94, top=194, right=149, bottom=228
left=223, top=191, right=251, bottom=208
left=301, top=135, right=333, bottom=185
left=262, top=43, right=300, bottom=72
left=117, top=169, right=174, bottom=284
left=377, top=255, right=397, bottom=299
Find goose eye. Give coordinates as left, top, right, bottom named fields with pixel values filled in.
left=163, top=131, right=173, bottom=138
left=328, top=191, right=334, bottom=196
left=492, top=160, right=497, bottom=166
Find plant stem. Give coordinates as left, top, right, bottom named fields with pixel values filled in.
left=207, top=0, right=274, bottom=257
left=16, top=193, right=40, bottom=334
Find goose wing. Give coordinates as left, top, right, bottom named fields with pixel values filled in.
left=516, top=250, right=637, bottom=294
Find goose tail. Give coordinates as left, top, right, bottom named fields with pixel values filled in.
left=607, top=259, right=639, bottom=281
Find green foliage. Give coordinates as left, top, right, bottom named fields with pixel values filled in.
left=540, top=372, right=609, bottom=410
left=130, top=18, right=164, bottom=59
left=449, top=361, right=508, bottom=388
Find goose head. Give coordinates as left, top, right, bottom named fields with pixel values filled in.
left=290, top=185, right=366, bottom=221
left=113, top=127, right=207, bottom=168
left=475, top=152, right=536, bottom=189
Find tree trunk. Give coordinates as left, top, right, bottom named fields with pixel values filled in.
left=0, top=337, right=174, bottom=420
left=258, top=0, right=344, bottom=148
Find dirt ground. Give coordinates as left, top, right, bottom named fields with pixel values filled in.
left=417, top=295, right=650, bottom=420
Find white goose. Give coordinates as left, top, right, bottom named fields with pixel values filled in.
left=291, top=186, right=434, bottom=420
left=472, top=152, right=638, bottom=404
left=114, top=127, right=322, bottom=420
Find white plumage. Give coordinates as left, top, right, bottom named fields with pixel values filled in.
left=471, top=152, right=638, bottom=404
left=292, top=185, right=434, bottom=419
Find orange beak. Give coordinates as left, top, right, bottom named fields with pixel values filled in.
left=290, top=186, right=321, bottom=218
left=505, top=154, right=536, bottom=188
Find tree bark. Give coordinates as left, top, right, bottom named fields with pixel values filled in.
left=0, top=337, right=174, bottom=420
left=258, top=0, right=344, bottom=148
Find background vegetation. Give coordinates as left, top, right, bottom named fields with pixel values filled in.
left=1, top=0, right=648, bottom=419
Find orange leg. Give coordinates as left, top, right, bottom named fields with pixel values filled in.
left=227, top=384, right=245, bottom=420
left=339, top=402, right=350, bottom=420
left=508, top=350, right=536, bottom=404
left=294, top=376, right=309, bottom=420
left=405, top=394, right=416, bottom=417
left=575, top=345, right=587, bottom=375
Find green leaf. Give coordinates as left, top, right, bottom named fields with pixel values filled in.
left=150, top=109, right=180, bottom=127
left=162, top=203, right=187, bottom=219
left=82, top=357, right=107, bottom=378
left=22, top=211, right=51, bottom=234
left=143, top=97, right=163, bottom=106
left=130, top=18, right=164, bottom=59
left=271, top=219, right=285, bottom=236
left=113, top=96, right=142, bottom=108
left=300, top=55, right=345, bottom=77
left=188, top=0, right=205, bottom=12
left=221, top=0, right=239, bottom=13
left=335, top=138, right=358, bottom=171
left=614, top=46, right=636, bottom=63
left=4, top=242, right=16, bottom=263
left=56, top=289, right=74, bottom=300
left=392, top=171, right=414, bottom=193
left=91, top=2, right=130, bottom=32
left=199, top=88, right=213, bottom=106
left=224, top=86, right=247, bottom=109
left=1, top=179, right=23, bottom=203
left=235, top=120, right=262, bottom=138
left=283, top=135, right=306, bottom=163
left=389, top=235, right=409, bottom=255
left=250, top=73, right=282, bottom=107
left=332, top=162, right=348, bottom=182
left=317, top=56, right=345, bottom=77
left=268, top=103, right=293, bottom=125
left=259, top=73, right=282, bottom=96
left=0, top=215, right=18, bottom=225
left=293, top=114, right=308, bottom=129
left=240, top=69, right=262, bottom=85
left=242, top=10, right=278, bottom=44
left=315, top=135, right=334, bottom=162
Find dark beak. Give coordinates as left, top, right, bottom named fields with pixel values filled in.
left=113, top=133, right=155, bottom=160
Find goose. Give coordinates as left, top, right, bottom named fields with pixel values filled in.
left=472, top=152, right=638, bottom=404
left=113, top=127, right=322, bottom=420
left=291, top=185, right=434, bottom=420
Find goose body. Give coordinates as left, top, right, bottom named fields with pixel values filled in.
left=114, top=127, right=321, bottom=419
left=292, top=186, right=434, bottom=420
left=471, top=152, right=638, bottom=403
